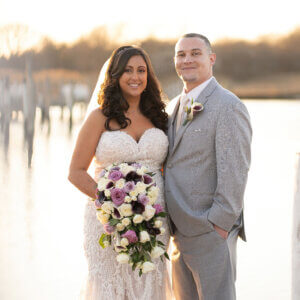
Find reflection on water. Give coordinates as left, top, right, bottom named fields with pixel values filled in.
left=0, top=101, right=300, bottom=300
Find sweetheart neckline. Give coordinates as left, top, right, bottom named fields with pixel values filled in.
left=102, top=127, right=165, bottom=144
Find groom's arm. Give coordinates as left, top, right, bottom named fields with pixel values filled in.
left=208, top=99, right=252, bottom=233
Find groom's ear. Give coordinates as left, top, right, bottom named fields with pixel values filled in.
left=210, top=53, right=216, bottom=66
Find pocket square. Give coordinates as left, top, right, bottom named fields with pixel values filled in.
left=194, top=129, right=202, bottom=132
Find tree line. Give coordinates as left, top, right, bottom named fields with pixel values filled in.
left=1, top=26, right=300, bottom=82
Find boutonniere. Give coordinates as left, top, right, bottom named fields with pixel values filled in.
left=182, top=98, right=204, bottom=126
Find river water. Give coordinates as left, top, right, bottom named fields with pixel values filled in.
left=0, top=100, right=300, bottom=300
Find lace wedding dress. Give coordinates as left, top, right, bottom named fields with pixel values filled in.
left=80, top=127, right=172, bottom=300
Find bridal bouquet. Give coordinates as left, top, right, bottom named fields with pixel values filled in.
left=92, top=162, right=169, bottom=276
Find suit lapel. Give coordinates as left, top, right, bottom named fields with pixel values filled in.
left=168, top=96, right=180, bottom=150
left=169, top=78, right=218, bottom=157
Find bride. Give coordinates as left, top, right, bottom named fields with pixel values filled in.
left=68, top=46, right=172, bottom=299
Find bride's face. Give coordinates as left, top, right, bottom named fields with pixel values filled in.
left=119, top=55, right=147, bottom=101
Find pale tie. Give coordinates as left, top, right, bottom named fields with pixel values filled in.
left=176, top=95, right=190, bottom=133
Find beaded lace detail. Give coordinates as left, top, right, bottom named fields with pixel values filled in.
left=81, top=128, right=171, bottom=300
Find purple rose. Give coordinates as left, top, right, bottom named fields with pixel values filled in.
left=103, top=223, right=114, bottom=234
left=108, top=170, right=123, bottom=181
left=110, top=188, right=126, bottom=206
left=138, top=194, right=149, bottom=206
left=124, top=181, right=135, bottom=193
left=99, top=169, right=106, bottom=177
left=94, top=199, right=103, bottom=208
left=111, top=166, right=120, bottom=171
left=131, top=162, right=142, bottom=169
left=153, top=204, right=164, bottom=214
left=122, top=230, right=138, bottom=243
left=143, top=175, right=153, bottom=184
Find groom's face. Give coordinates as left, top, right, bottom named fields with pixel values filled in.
left=175, top=37, right=216, bottom=90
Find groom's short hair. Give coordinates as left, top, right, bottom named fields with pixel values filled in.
left=180, top=33, right=212, bottom=53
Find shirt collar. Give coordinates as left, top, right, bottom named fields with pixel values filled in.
left=181, top=76, right=214, bottom=103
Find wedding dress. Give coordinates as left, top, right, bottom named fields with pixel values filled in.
left=80, top=127, right=172, bottom=300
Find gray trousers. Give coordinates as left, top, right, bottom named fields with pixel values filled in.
left=172, top=225, right=240, bottom=300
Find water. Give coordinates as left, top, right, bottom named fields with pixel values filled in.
left=0, top=100, right=300, bottom=300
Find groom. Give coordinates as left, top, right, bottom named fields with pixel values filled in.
left=165, top=33, right=252, bottom=300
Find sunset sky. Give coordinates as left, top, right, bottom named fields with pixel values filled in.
left=1, top=0, right=300, bottom=46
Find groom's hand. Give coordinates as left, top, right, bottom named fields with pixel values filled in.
left=213, top=224, right=229, bottom=239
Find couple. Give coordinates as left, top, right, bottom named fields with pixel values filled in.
left=68, top=33, right=252, bottom=300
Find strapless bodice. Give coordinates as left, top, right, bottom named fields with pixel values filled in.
left=94, top=128, right=169, bottom=176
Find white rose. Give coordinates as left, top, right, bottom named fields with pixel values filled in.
left=104, top=189, right=111, bottom=197
left=129, top=190, right=138, bottom=197
left=115, top=179, right=126, bottom=189
left=119, top=203, right=133, bottom=217
left=96, top=211, right=109, bottom=224
left=116, top=253, right=130, bottom=264
left=116, top=223, right=125, bottom=231
left=154, top=220, right=163, bottom=228
left=137, top=166, right=148, bottom=176
left=131, top=196, right=137, bottom=201
left=101, top=201, right=114, bottom=214
left=135, top=182, right=147, bottom=194
left=139, top=231, right=150, bottom=243
left=122, top=218, right=131, bottom=226
left=97, top=177, right=110, bottom=191
left=103, top=240, right=110, bottom=248
left=120, top=237, right=129, bottom=247
left=160, top=227, right=166, bottom=235
left=133, top=214, right=144, bottom=224
left=120, top=164, right=135, bottom=175
left=150, top=246, right=165, bottom=259
left=142, top=261, right=155, bottom=273
left=143, top=205, right=156, bottom=221
left=124, top=196, right=132, bottom=203
left=148, top=196, right=156, bottom=205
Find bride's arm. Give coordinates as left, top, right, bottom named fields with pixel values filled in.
left=68, top=108, right=105, bottom=199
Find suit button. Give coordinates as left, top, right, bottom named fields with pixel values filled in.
left=168, top=163, right=173, bottom=168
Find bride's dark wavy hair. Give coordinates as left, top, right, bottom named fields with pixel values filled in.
left=97, top=46, right=168, bottom=131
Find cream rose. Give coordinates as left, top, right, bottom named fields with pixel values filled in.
left=124, top=196, right=132, bottom=203
left=101, top=201, right=114, bottom=214
left=119, top=203, right=133, bottom=217
left=133, top=214, right=144, bottom=224
left=150, top=246, right=165, bottom=259
left=129, top=189, right=138, bottom=197
left=96, top=211, right=109, bottom=224
left=122, top=218, right=131, bottom=227
left=137, top=166, right=148, bottom=176
left=116, top=253, right=130, bottom=264
left=116, top=223, right=125, bottom=231
left=154, top=220, right=163, bottom=228
left=142, top=261, right=155, bottom=273
left=160, top=227, right=166, bottom=235
left=139, top=231, right=150, bottom=243
left=103, top=240, right=110, bottom=248
left=135, top=182, right=147, bottom=194
left=104, top=189, right=111, bottom=197
left=120, top=164, right=135, bottom=175
left=97, top=177, right=110, bottom=191
left=120, top=237, right=129, bottom=247
left=115, top=178, right=126, bottom=189
left=143, top=205, right=156, bottom=221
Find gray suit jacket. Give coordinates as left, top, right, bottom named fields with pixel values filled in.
left=164, top=77, right=252, bottom=241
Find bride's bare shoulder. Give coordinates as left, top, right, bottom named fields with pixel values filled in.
left=85, top=108, right=106, bottom=130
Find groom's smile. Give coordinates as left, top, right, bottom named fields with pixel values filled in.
left=175, top=37, right=216, bottom=92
